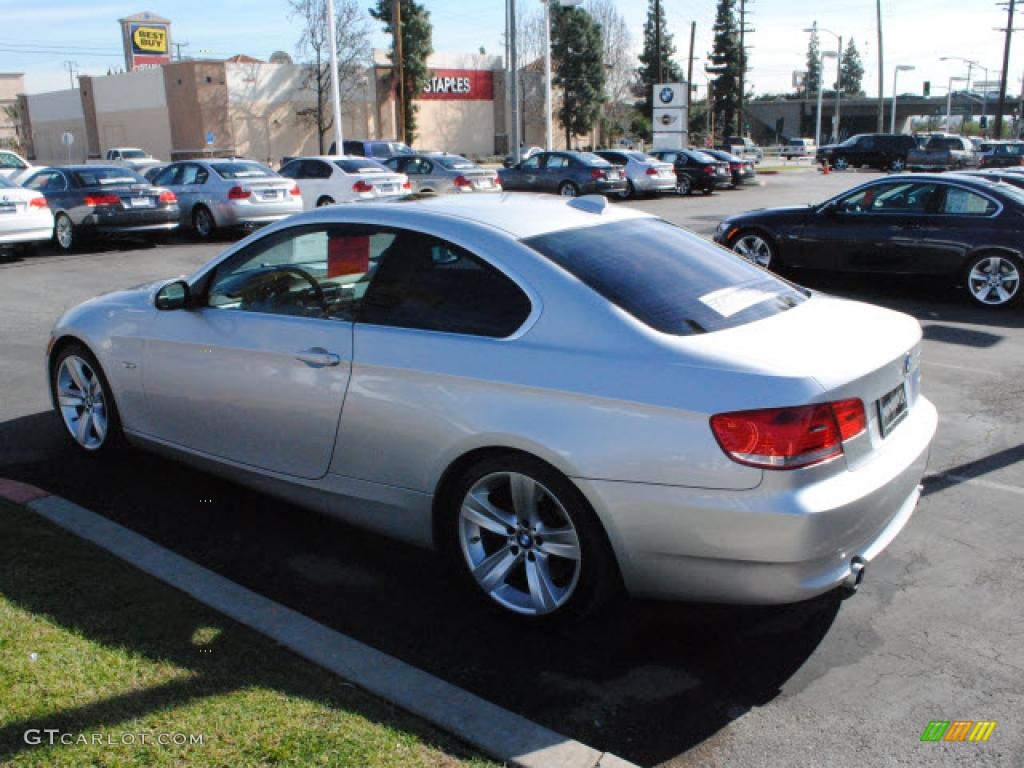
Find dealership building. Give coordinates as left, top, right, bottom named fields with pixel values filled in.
left=17, top=12, right=568, bottom=165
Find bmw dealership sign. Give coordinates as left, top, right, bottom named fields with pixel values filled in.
left=653, top=82, right=688, bottom=150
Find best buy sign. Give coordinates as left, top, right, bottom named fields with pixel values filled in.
left=131, top=24, right=168, bottom=55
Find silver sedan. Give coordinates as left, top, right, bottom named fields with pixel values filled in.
left=594, top=150, right=676, bottom=198
left=384, top=154, right=500, bottom=194
left=151, top=159, right=302, bottom=239
left=46, top=194, right=936, bottom=621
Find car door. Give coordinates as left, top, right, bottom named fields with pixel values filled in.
left=333, top=228, right=534, bottom=492
left=24, top=169, right=76, bottom=220
left=798, top=182, right=906, bottom=270
left=504, top=153, right=543, bottom=190
left=151, top=164, right=185, bottom=222
left=402, top=157, right=430, bottom=193
left=918, top=183, right=1003, bottom=275
left=141, top=223, right=361, bottom=479
left=543, top=154, right=572, bottom=192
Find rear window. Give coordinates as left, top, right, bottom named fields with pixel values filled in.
left=995, top=144, right=1024, bottom=156
left=524, top=219, right=807, bottom=335
left=435, top=155, right=476, bottom=170
left=927, top=138, right=962, bottom=151
left=336, top=159, right=389, bottom=174
left=0, top=175, right=13, bottom=188
left=120, top=149, right=147, bottom=158
left=687, top=151, right=717, bottom=163
left=210, top=161, right=275, bottom=179
left=71, top=168, right=146, bottom=186
left=576, top=152, right=610, bottom=166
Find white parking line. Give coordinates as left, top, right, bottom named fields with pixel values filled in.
left=938, top=473, right=1024, bottom=497
left=921, top=360, right=999, bottom=376
left=18, top=492, right=638, bottom=768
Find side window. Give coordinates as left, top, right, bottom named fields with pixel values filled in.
left=405, top=158, right=427, bottom=175
left=857, top=136, right=876, bottom=151
left=206, top=225, right=396, bottom=321
left=546, top=155, right=569, bottom=170
left=278, top=160, right=302, bottom=178
left=943, top=187, right=998, bottom=216
left=25, top=171, right=66, bottom=191
left=154, top=165, right=180, bottom=186
left=837, top=183, right=941, bottom=214
left=0, top=152, right=25, bottom=169
left=359, top=232, right=532, bottom=338
left=521, top=155, right=542, bottom=170
left=303, top=160, right=332, bottom=179
left=384, top=158, right=401, bottom=171
left=371, top=145, right=390, bottom=159
left=179, top=164, right=204, bottom=185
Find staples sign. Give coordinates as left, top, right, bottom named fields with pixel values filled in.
left=419, top=70, right=494, bottom=101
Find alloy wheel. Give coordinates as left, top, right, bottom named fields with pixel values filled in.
left=676, top=177, right=691, bottom=195
left=733, top=233, right=774, bottom=268
left=967, top=255, right=1021, bottom=306
left=891, top=158, right=906, bottom=172
left=193, top=207, right=214, bottom=238
left=55, top=215, right=73, bottom=250
left=55, top=355, right=108, bottom=450
left=833, top=157, right=849, bottom=171
left=559, top=183, right=578, bottom=197
left=458, top=471, right=582, bottom=616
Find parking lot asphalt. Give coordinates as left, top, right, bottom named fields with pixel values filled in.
left=2, top=170, right=1022, bottom=767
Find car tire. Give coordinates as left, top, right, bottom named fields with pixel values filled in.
left=192, top=206, right=216, bottom=239
left=54, top=213, right=76, bottom=252
left=558, top=181, right=580, bottom=197
left=316, top=196, right=335, bottom=207
left=618, top=181, right=635, bottom=200
left=962, top=252, right=1023, bottom=308
left=442, top=452, right=619, bottom=623
left=890, top=158, right=906, bottom=172
left=832, top=157, right=849, bottom=171
left=730, top=229, right=778, bottom=270
left=676, top=176, right=692, bottom=195
left=50, top=342, right=123, bottom=456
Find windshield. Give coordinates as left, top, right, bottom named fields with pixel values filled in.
left=841, top=134, right=865, bottom=147
left=576, top=152, right=610, bottom=166
left=210, top=161, right=275, bottom=179
left=688, top=151, right=717, bottom=163
left=120, top=149, right=147, bottom=159
left=995, top=144, right=1024, bottom=156
left=336, top=159, right=389, bottom=174
left=989, top=180, right=1024, bottom=206
left=389, top=143, right=414, bottom=156
left=435, top=155, right=476, bottom=170
left=524, top=219, right=807, bottom=336
left=71, top=168, right=146, bottom=186
left=626, top=151, right=651, bottom=161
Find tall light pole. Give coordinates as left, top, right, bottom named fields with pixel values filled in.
left=890, top=65, right=914, bottom=133
left=326, top=0, right=344, bottom=152
left=805, top=27, right=842, bottom=141
left=946, top=75, right=967, bottom=131
left=814, top=51, right=838, bottom=148
left=543, top=0, right=585, bottom=151
left=942, top=56, right=989, bottom=132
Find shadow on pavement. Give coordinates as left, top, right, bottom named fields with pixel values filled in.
left=0, top=416, right=842, bottom=766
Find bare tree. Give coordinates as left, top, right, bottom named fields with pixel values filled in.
left=288, top=0, right=372, bottom=152
left=585, top=0, right=636, bottom=141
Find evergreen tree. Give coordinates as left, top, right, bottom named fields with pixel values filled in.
left=370, top=0, right=433, bottom=144
left=840, top=38, right=865, bottom=97
left=804, top=23, right=821, bottom=99
left=709, top=0, right=741, bottom=138
left=634, top=0, right=684, bottom=135
left=551, top=2, right=606, bottom=148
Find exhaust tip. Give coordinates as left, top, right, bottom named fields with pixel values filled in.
left=840, top=556, right=867, bottom=598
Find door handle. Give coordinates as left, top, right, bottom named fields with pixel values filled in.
left=294, top=347, right=342, bottom=367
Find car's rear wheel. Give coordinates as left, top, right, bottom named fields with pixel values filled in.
left=731, top=230, right=776, bottom=269
left=50, top=342, right=122, bottom=455
left=617, top=180, right=635, bottom=200
left=446, top=454, right=617, bottom=622
left=676, top=176, right=692, bottom=195
left=832, top=157, right=849, bottom=171
left=963, top=253, right=1022, bottom=308
left=890, top=158, right=906, bottom=172
left=316, top=196, right=335, bottom=207
left=54, top=213, right=75, bottom=251
left=192, top=206, right=216, bottom=239
left=558, top=181, right=580, bottom=197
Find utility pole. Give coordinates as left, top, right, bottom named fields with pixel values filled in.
left=393, top=0, right=405, bottom=143
left=655, top=0, right=663, bottom=84
left=510, top=0, right=520, bottom=156
left=326, top=0, right=344, bottom=152
left=173, top=41, right=189, bottom=61
left=64, top=61, right=79, bottom=89
left=687, top=20, right=696, bottom=93
left=834, top=34, right=841, bottom=141
left=995, top=0, right=1016, bottom=138
left=738, top=0, right=749, bottom=136
left=876, top=0, right=884, bottom=131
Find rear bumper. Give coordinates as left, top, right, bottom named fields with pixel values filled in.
left=633, top=176, right=677, bottom=193
left=86, top=207, right=180, bottom=234
left=213, top=199, right=303, bottom=227
left=0, top=211, right=54, bottom=244
left=575, top=396, right=937, bottom=604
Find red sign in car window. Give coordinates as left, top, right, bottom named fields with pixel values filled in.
left=328, top=235, right=369, bottom=277
left=419, top=70, right=494, bottom=101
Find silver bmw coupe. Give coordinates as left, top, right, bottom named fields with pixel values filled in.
left=46, top=194, right=937, bottom=621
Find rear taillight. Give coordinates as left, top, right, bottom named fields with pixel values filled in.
left=494, top=175, right=502, bottom=187
left=402, top=179, right=411, bottom=190
left=227, top=186, right=251, bottom=200
left=84, top=193, right=120, bottom=207
left=710, top=399, right=866, bottom=470
left=730, top=162, right=741, bottom=170
left=453, top=175, right=472, bottom=188
left=646, top=167, right=659, bottom=176
left=159, top=190, right=177, bottom=203
left=704, top=165, right=715, bottom=175
left=591, top=169, right=607, bottom=179
left=290, top=184, right=301, bottom=196
left=29, top=196, right=48, bottom=209
left=352, top=180, right=373, bottom=193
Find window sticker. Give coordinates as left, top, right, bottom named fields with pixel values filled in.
left=328, top=235, right=370, bottom=277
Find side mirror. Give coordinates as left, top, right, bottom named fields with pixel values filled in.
left=155, top=280, right=190, bottom=310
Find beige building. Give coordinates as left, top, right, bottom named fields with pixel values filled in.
left=0, top=73, right=26, bottom=147
left=20, top=50, right=570, bottom=165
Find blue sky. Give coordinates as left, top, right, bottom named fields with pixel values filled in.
left=1, top=0, right=1017, bottom=102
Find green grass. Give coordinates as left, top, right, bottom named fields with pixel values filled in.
left=0, top=500, right=499, bottom=768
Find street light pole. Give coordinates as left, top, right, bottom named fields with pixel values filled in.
left=804, top=27, right=843, bottom=142
left=814, top=51, right=838, bottom=148
left=543, top=0, right=552, bottom=150
left=891, top=65, right=914, bottom=133
left=946, top=76, right=966, bottom=131
left=943, top=56, right=989, bottom=134
left=326, top=0, right=344, bottom=152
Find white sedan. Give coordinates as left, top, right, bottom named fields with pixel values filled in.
left=0, top=175, right=53, bottom=247
left=0, top=149, right=33, bottom=181
left=279, top=155, right=410, bottom=210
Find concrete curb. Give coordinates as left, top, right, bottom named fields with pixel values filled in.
left=2, top=481, right=638, bottom=768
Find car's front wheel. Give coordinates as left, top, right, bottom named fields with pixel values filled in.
left=890, top=158, right=906, bottom=172
left=731, top=230, right=777, bottom=270
left=446, top=454, right=617, bottom=622
left=963, top=253, right=1022, bottom=308
left=316, top=196, right=335, bottom=207
left=832, top=157, right=849, bottom=171
left=50, top=342, right=122, bottom=455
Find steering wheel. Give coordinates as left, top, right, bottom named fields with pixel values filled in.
left=229, top=265, right=327, bottom=316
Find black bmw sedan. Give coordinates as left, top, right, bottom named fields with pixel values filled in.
left=713, top=173, right=1023, bottom=308
left=20, top=165, right=179, bottom=251
left=497, top=151, right=626, bottom=197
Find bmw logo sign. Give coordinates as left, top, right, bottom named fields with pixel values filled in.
left=659, top=86, right=674, bottom=104
left=659, top=113, right=677, bottom=126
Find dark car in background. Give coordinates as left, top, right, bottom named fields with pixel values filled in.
left=20, top=165, right=179, bottom=251
left=816, top=133, right=918, bottom=171
left=713, top=173, right=1023, bottom=308
left=648, top=148, right=732, bottom=195
left=701, top=149, right=758, bottom=188
left=327, top=139, right=415, bottom=161
left=978, top=141, right=1024, bottom=168
left=961, top=169, right=1024, bottom=189
left=497, top=151, right=626, bottom=197
left=907, top=134, right=978, bottom=172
